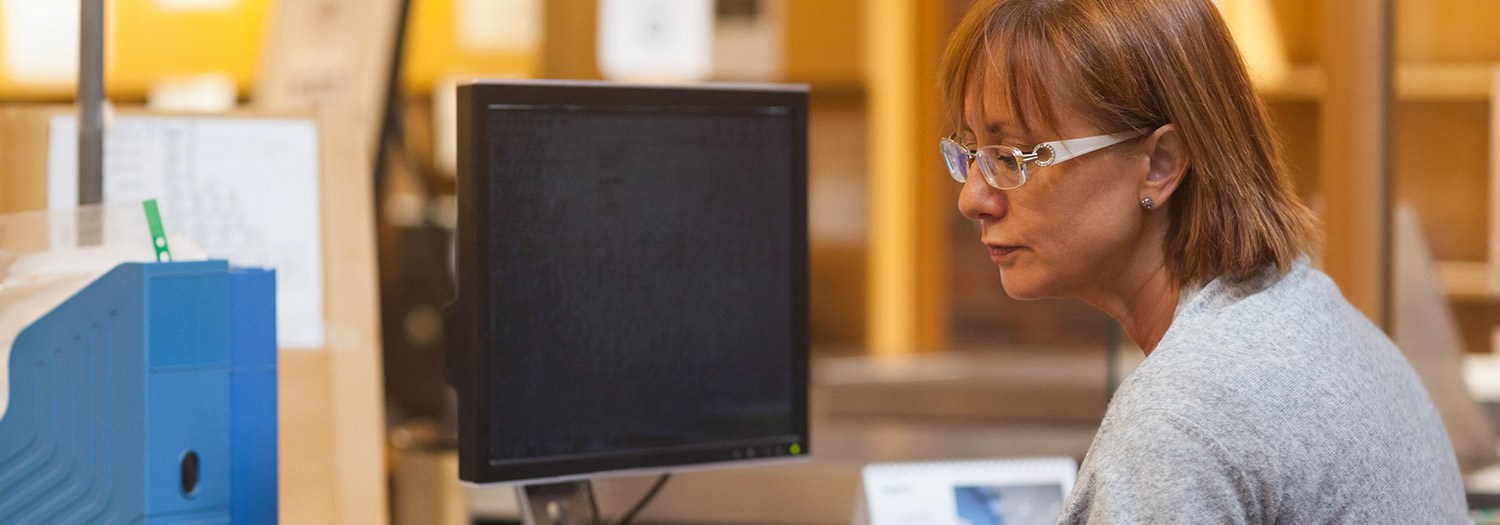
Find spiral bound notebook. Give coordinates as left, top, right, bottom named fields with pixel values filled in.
left=854, top=457, right=1077, bottom=525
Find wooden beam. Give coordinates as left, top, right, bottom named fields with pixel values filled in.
left=864, top=0, right=948, bottom=354
left=316, top=109, right=390, bottom=525
left=540, top=0, right=601, bottom=80
left=1320, top=0, right=1392, bottom=329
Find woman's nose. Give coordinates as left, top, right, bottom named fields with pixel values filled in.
left=957, top=171, right=1006, bottom=221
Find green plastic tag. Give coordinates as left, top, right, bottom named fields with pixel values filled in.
left=143, top=199, right=172, bottom=263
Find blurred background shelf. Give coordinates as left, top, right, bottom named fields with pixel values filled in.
left=1261, top=62, right=1500, bottom=101
left=1443, top=261, right=1499, bottom=304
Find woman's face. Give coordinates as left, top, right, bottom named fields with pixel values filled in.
left=957, top=72, right=1151, bottom=301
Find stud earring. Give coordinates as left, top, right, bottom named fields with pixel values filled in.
left=1140, top=197, right=1155, bottom=210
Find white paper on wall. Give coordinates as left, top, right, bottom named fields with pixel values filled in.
left=597, top=0, right=714, bottom=82
left=47, top=115, right=327, bottom=349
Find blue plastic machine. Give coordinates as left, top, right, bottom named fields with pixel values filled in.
left=0, top=260, right=277, bottom=523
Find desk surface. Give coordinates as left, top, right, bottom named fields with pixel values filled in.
left=469, top=347, right=1116, bottom=524
left=469, top=415, right=1099, bottom=524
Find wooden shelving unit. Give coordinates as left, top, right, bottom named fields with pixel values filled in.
left=1261, top=62, right=1499, bottom=101
left=1241, top=0, right=1500, bottom=349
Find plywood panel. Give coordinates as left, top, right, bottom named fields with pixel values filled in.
left=279, top=351, right=339, bottom=524
left=315, top=108, right=389, bottom=525
left=256, top=0, right=403, bottom=176
left=255, top=4, right=398, bottom=517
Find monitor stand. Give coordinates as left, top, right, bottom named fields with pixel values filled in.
left=517, top=481, right=599, bottom=525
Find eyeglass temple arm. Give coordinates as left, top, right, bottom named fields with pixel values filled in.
left=1041, top=131, right=1147, bottom=163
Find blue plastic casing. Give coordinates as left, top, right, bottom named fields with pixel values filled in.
left=0, top=261, right=277, bottom=523
left=229, top=266, right=277, bottom=524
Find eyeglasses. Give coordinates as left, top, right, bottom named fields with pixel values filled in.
left=939, top=130, right=1146, bottom=190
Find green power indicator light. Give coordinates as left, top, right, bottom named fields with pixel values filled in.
left=790, top=444, right=802, bottom=455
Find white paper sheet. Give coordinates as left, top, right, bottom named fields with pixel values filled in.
left=597, top=0, right=714, bottom=82
left=48, top=115, right=326, bottom=349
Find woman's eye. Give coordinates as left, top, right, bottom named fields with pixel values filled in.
left=998, top=154, right=1019, bottom=170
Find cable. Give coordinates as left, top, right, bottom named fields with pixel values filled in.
left=609, top=474, right=672, bottom=525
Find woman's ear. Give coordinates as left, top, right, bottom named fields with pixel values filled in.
left=1140, top=124, right=1190, bottom=209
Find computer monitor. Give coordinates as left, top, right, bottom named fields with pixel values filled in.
left=446, top=80, right=809, bottom=506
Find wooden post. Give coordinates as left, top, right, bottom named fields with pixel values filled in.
left=864, top=0, right=948, bottom=354
left=1320, top=0, right=1393, bottom=330
left=541, top=0, right=601, bottom=80
left=256, top=1, right=402, bottom=520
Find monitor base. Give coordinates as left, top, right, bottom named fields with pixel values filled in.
left=517, top=481, right=599, bottom=525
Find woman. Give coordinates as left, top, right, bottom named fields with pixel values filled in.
left=938, top=0, right=1466, bottom=521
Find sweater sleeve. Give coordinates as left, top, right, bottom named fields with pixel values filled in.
left=1057, top=409, right=1261, bottom=525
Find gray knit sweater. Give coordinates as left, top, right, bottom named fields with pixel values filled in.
left=1058, top=259, right=1467, bottom=524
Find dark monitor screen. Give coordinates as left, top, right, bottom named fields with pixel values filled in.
left=449, top=80, right=809, bottom=484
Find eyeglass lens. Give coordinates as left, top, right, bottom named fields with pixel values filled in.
left=939, top=140, right=970, bottom=182
left=941, top=139, right=1025, bottom=189
left=976, top=148, right=1022, bottom=189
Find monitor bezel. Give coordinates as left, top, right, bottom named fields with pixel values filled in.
left=450, top=79, right=811, bottom=485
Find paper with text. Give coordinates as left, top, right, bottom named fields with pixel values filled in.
left=48, top=115, right=326, bottom=349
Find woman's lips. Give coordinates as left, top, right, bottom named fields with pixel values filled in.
left=988, top=245, right=1020, bottom=262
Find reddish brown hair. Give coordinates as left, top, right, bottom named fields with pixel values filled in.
left=939, top=0, right=1320, bottom=288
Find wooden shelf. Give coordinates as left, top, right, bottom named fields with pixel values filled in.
left=1399, top=63, right=1497, bottom=100
left=1440, top=260, right=1500, bottom=304
left=1259, top=63, right=1498, bottom=102
left=1258, top=64, right=1325, bottom=101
